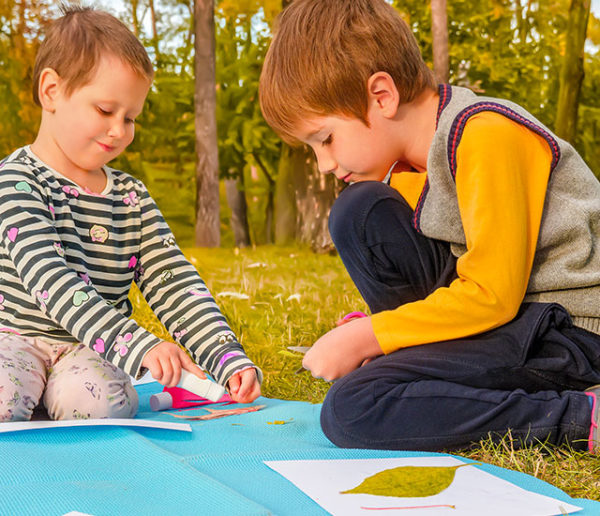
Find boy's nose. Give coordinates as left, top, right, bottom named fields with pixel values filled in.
left=315, top=152, right=337, bottom=175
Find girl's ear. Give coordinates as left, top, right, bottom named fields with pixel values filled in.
left=37, top=67, right=62, bottom=113
left=366, top=72, right=399, bottom=119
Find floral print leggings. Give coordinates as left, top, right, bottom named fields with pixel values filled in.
left=0, top=333, right=138, bottom=421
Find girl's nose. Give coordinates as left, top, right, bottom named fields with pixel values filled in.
left=107, top=119, right=126, bottom=139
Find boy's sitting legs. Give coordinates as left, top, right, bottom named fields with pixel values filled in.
left=321, top=302, right=600, bottom=451
left=44, top=344, right=138, bottom=420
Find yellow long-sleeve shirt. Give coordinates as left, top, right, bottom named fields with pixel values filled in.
left=372, top=111, right=553, bottom=353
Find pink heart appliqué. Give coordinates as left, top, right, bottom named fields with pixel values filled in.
left=93, top=338, right=105, bottom=353
left=7, top=227, right=18, bottom=242
left=128, top=256, right=137, bottom=269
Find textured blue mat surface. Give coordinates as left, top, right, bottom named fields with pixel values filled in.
left=0, top=381, right=598, bottom=515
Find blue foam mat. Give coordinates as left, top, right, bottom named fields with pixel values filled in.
left=0, top=381, right=598, bottom=515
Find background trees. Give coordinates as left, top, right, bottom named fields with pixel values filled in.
left=1, top=0, right=599, bottom=248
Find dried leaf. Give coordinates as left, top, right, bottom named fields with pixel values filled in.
left=267, top=418, right=294, bottom=425
left=341, top=463, right=479, bottom=498
left=169, top=405, right=265, bottom=421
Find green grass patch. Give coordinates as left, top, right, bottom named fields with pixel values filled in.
left=129, top=245, right=600, bottom=501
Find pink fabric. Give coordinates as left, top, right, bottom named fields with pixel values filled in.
left=342, top=311, right=368, bottom=321
left=0, top=333, right=138, bottom=421
left=163, top=385, right=232, bottom=408
left=585, top=391, right=598, bottom=453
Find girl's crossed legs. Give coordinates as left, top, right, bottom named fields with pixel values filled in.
left=0, top=333, right=138, bottom=421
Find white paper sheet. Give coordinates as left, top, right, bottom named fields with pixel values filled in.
left=0, top=418, right=191, bottom=433
left=265, top=456, right=582, bottom=516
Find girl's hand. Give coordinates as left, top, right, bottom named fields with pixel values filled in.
left=227, top=368, right=261, bottom=403
left=141, top=341, right=205, bottom=387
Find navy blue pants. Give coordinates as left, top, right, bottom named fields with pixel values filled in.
left=321, top=181, right=600, bottom=451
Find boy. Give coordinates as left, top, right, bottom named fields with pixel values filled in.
left=259, top=0, right=600, bottom=452
left=0, top=5, right=260, bottom=422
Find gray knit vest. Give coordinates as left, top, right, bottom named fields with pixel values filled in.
left=414, top=84, right=600, bottom=335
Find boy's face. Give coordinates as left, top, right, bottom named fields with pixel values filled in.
left=293, top=109, right=401, bottom=183
left=43, top=54, right=150, bottom=177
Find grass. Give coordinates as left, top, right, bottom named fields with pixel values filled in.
left=129, top=245, right=600, bottom=502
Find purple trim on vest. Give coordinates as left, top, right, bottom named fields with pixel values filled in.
left=436, top=84, right=452, bottom=128
left=413, top=84, right=452, bottom=231
left=447, top=102, right=561, bottom=180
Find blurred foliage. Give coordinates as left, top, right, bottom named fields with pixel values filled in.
left=1, top=0, right=599, bottom=231
left=393, top=0, right=600, bottom=176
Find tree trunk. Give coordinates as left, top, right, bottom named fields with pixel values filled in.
left=274, top=144, right=299, bottom=245
left=148, top=0, right=160, bottom=64
left=193, top=0, right=220, bottom=246
left=555, top=0, right=591, bottom=143
left=431, top=0, right=449, bottom=84
left=252, top=152, right=275, bottom=244
left=225, top=176, right=250, bottom=248
left=295, top=152, right=341, bottom=253
left=130, top=0, right=140, bottom=37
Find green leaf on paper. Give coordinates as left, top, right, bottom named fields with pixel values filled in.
left=340, top=463, right=480, bottom=498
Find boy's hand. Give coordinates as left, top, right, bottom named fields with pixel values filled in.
left=302, top=317, right=382, bottom=381
left=227, top=368, right=261, bottom=403
left=141, top=341, right=205, bottom=387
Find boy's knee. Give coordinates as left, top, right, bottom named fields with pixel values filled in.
left=329, top=182, right=411, bottom=245
left=320, top=374, right=375, bottom=449
left=45, top=375, right=138, bottom=420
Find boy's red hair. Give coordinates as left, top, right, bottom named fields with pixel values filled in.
left=259, top=0, right=436, bottom=145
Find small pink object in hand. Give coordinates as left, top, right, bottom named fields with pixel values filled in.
left=342, top=311, right=368, bottom=321
left=150, top=385, right=232, bottom=411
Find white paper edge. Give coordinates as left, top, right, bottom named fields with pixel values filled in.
left=130, top=370, right=155, bottom=386
left=0, top=418, right=191, bottom=433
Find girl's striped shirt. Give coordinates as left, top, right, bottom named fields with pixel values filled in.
left=0, top=146, right=258, bottom=386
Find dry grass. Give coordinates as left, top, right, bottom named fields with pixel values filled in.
left=129, top=245, right=600, bottom=501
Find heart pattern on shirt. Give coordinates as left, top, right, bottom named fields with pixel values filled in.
left=72, top=290, right=89, bottom=307
left=7, top=227, right=18, bottom=242
left=93, top=338, right=105, bottom=353
left=14, top=181, right=32, bottom=193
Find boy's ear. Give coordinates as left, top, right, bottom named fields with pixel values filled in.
left=37, top=67, right=62, bottom=113
left=367, top=72, right=399, bottom=119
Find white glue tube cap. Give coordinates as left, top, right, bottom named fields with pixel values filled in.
left=149, top=391, right=173, bottom=411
